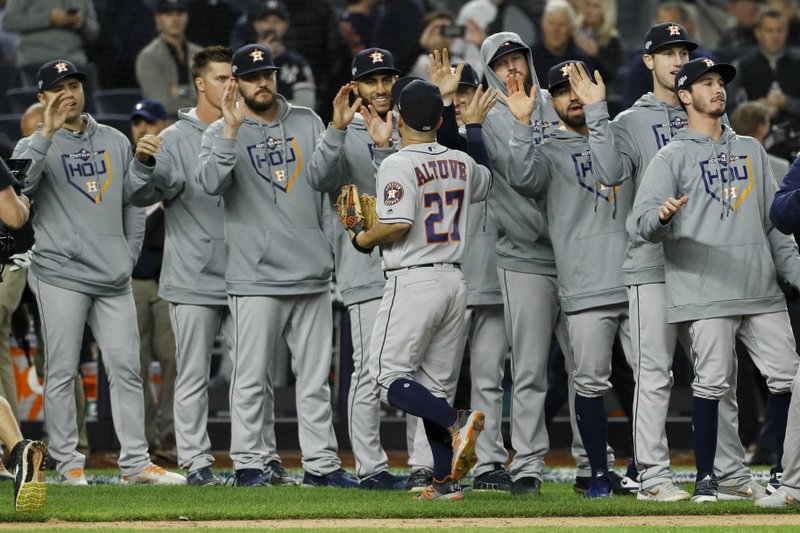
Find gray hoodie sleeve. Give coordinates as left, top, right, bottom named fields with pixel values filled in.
left=196, top=122, right=236, bottom=196
left=585, top=103, right=634, bottom=187
left=307, top=124, right=348, bottom=193
left=633, top=153, right=678, bottom=243
left=761, top=150, right=800, bottom=288
left=120, top=145, right=145, bottom=261
left=507, top=120, right=552, bottom=199
left=127, top=144, right=185, bottom=207
left=14, top=132, right=53, bottom=196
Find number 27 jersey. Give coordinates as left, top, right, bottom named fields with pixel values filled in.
left=376, top=142, right=492, bottom=270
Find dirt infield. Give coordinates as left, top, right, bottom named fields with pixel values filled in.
left=2, top=515, right=800, bottom=529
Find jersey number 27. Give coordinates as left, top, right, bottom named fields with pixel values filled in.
left=424, top=190, right=464, bottom=244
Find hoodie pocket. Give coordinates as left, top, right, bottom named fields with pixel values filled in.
left=257, top=228, right=332, bottom=283
left=200, top=238, right=226, bottom=277
left=569, top=229, right=627, bottom=291
left=56, top=231, right=81, bottom=266
left=65, top=233, right=132, bottom=287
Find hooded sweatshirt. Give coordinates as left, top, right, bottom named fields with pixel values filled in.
left=15, top=114, right=144, bottom=296
left=508, top=104, right=632, bottom=313
left=128, top=108, right=227, bottom=306
left=634, top=124, right=800, bottom=323
left=480, top=32, right=561, bottom=276
left=307, top=115, right=390, bottom=306
left=196, top=96, right=333, bottom=296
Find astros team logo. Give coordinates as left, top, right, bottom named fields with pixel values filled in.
left=369, top=51, right=384, bottom=64
left=54, top=61, right=69, bottom=73
left=61, top=148, right=112, bottom=204
left=560, top=64, right=571, bottom=77
left=699, top=153, right=753, bottom=210
left=247, top=137, right=302, bottom=192
left=667, top=24, right=681, bottom=36
left=384, top=182, right=403, bottom=205
left=250, top=49, right=264, bottom=62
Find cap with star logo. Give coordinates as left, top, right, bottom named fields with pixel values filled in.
left=37, top=59, right=87, bottom=92
left=643, top=22, right=698, bottom=54
left=547, top=60, right=594, bottom=94
left=351, top=47, right=400, bottom=80
left=231, top=44, right=280, bottom=78
left=675, top=57, right=736, bottom=93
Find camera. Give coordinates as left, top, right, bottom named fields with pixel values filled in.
left=4, top=158, right=31, bottom=195
left=440, top=24, right=466, bottom=38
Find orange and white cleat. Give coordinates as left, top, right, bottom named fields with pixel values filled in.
left=448, top=409, right=484, bottom=480
left=123, top=463, right=186, bottom=485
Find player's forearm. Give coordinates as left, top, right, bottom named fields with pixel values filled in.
left=0, top=187, right=29, bottom=230
left=356, top=222, right=410, bottom=248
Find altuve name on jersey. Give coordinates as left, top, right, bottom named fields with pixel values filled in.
left=414, top=159, right=468, bottom=187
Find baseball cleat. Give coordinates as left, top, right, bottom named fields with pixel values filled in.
left=10, top=440, right=47, bottom=512
left=691, top=473, right=718, bottom=503
left=449, top=409, right=484, bottom=480
left=586, top=471, right=612, bottom=498
left=766, top=467, right=782, bottom=495
left=608, top=470, right=636, bottom=495
left=406, top=467, right=433, bottom=493
left=302, top=468, right=359, bottom=488
left=755, top=488, right=799, bottom=508
left=358, top=470, right=407, bottom=490
left=187, top=466, right=222, bottom=486
left=620, top=458, right=640, bottom=491
left=511, top=476, right=541, bottom=495
left=123, top=463, right=186, bottom=485
left=474, top=466, right=513, bottom=492
left=0, top=457, right=15, bottom=481
left=234, top=468, right=266, bottom=487
left=60, top=467, right=88, bottom=486
left=717, top=479, right=767, bottom=500
left=637, top=481, right=691, bottom=502
left=264, top=460, right=299, bottom=486
left=414, top=476, right=464, bottom=501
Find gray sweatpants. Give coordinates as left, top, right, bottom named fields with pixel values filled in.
left=629, top=283, right=752, bottom=490
left=228, top=293, right=340, bottom=475
left=780, top=368, right=800, bottom=498
left=29, top=272, right=151, bottom=477
left=347, top=298, right=390, bottom=480
left=169, top=303, right=232, bottom=473
left=498, top=267, right=614, bottom=480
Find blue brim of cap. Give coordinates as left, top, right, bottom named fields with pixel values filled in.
left=354, top=66, right=401, bottom=80
left=131, top=111, right=162, bottom=122
left=40, top=71, right=87, bottom=92
left=234, top=65, right=281, bottom=77
left=649, top=39, right=699, bottom=53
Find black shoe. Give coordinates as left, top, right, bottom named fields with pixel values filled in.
left=10, top=440, right=47, bottom=512
left=407, top=467, right=433, bottom=492
left=691, top=473, right=718, bottom=503
left=264, top=460, right=298, bottom=486
left=235, top=468, right=266, bottom=487
left=187, top=466, right=222, bottom=486
left=511, top=476, right=541, bottom=495
left=473, top=466, right=512, bottom=492
left=573, top=475, right=590, bottom=494
left=608, top=470, right=635, bottom=495
left=358, top=470, right=407, bottom=490
left=302, top=468, right=359, bottom=488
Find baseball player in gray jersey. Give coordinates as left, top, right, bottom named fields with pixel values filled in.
left=196, top=44, right=354, bottom=488
left=307, top=47, right=405, bottom=490
left=479, top=32, right=622, bottom=495
left=17, top=59, right=184, bottom=485
left=635, top=57, right=800, bottom=503
left=506, top=61, right=634, bottom=498
left=127, top=46, right=243, bottom=486
left=590, top=23, right=768, bottom=501
left=353, top=79, right=490, bottom=501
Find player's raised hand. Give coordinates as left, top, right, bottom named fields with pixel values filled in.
left=221, top=78, right=245, bottom=137
left=135, top=134, right=163, bottom=164
left=40, top=90, right=72, bottom=139
left=361, top=104, right=394, bottom=148
left=425, top=49, right=462, bottom=103
left=460, top=85, right=496, bottom=125
left=568, top=62, right=605, bottom=105
left=659, top=196, right=689, bottom=223
left=332, top=84, right=362, bottom=131
left=498, top=72, right=537, bottom=125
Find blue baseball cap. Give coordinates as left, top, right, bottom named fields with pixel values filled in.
left=458, top=64, right=480, bottom=88
left=37, top=59, right=86, bottom=92
left=547, top=61, right=594, bottom=94
left=351, top=48, right=400, bottom=80
left=644, top=22, right=698, bottom=54
left=390, top=76, right=421, bottom=109
left=675, top=57, right=736, bottom=93
left=231, top=44, right=280, bottom=78
left=398, top=80, right=443, bottom=132
left=131, top=99, right=167, bottom=123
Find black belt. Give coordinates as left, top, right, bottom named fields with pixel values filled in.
left=385, top=263, right=461, bottom=278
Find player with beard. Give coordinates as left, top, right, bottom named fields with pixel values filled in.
left=634, top=57, right=800, bottom=502
left=197, top=44, right=354, bottom=488
left=505, top=61, right=634, bottom=498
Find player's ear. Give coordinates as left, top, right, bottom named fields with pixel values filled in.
left=678, top=88, right=691, bottom=107
left=642, top=53, right=654, bottom=71
left=435, top=116, right=443, bottom=130
left=195, top=77, right=204, bottom=94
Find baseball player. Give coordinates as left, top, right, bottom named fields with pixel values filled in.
left=307, top=47, right=405, bottom=490
left=505, top=61, right=633, bottom=497
left=634, top=57, right=800, bottom=502
left=0, top=396, right=46, bottom=511
left=16, top=59, right=184, bottom=485
left=354, top=79, right=490, bottom=501
left=590, top=23, right=767, bottom=501
left=127, top=46, right=245, bottom=486
left=761, top=156, right=800, bottom=507
left=479, top=32, right=622, bottom=495
left=196, top=44, right=354, bottom=487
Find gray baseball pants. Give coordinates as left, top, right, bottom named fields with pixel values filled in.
left=780, top=368, right=800, bottom=498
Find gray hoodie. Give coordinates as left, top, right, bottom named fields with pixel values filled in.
left=127, top=108, right=227, bottom=306
left=480, top=32, right=561, bottom=276
left=307, top=116, right=389, bottom=306
left=508, top=104, right=632, bottom=312
left=196, top=96, right=333, bottom=296
left=15, top=115, right=144, bottom=296
left=634, top=124, right=800, bottom=322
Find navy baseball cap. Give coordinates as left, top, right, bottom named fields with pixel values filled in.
left=644, top=22, right=698, bottom=54
left=351, top=48, right=400, bottom=80
left=249, top=0, right=289, bottom=21
left=675, top=57, right=736, bottom=93
left=157, top=0, right=188, bottom=12
left=547, top=61, right=593, bottom=94
left=458, top=64, right=480, bottom=88
left=390, top=76, right=421, bottom=108
left=489, top=40, right=528, bottom=66
left=131, top=99, right=167, bottom=123
left=398, top=80, right=443, bottom=132
left=231, top=44, right=280, bottom=77
left=37, top=59, right=86, bottom=92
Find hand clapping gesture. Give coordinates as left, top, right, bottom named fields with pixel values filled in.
left=221, top=78, right=245, bottom=137
left=498, top=72, right=537, bottom=125
left=41, top=90, right=73, bottom=139
left=460, top=85, right=497, bottom=125
left=568, top=62, right=605, bottom=106
left=425, top=49, right=463, bottom=104
left=361, top=104, right=394, bottom=149
left=332, top=84, right=363, bottom=131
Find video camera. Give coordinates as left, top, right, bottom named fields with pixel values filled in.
left=0, top=158, right=32, bottom=277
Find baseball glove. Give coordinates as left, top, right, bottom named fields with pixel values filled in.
left=336, top=184, right=367, bottom=239
left=360, top=191, right=378, bottom=230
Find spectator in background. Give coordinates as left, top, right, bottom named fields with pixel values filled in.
left=530, top=0, right=592, bottom=84
left=230, top=1, right=315, bottom=109
left=186, top=0, right=240, bottom=48
left=372, top=0, right=428, bottom=75
left=574, top=0, right=621, bottom=84
left=735, top=6, right=800, bottom=159
left=732, top=101, right=791, bottom=178
left=3, top=0, right=99, bottom=67
left=407, top=11, right=482, bottom=79
left=136, top=0, right=202, bottom=117
left=719, top=0, right=761, bottom=48
left=769, top=0, right=800, bottom=47
left=457, top=0, right=538, bottom=45
left=338, top=0, right=382, bottom=58
left=622, top=1, right=716, bottom=110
